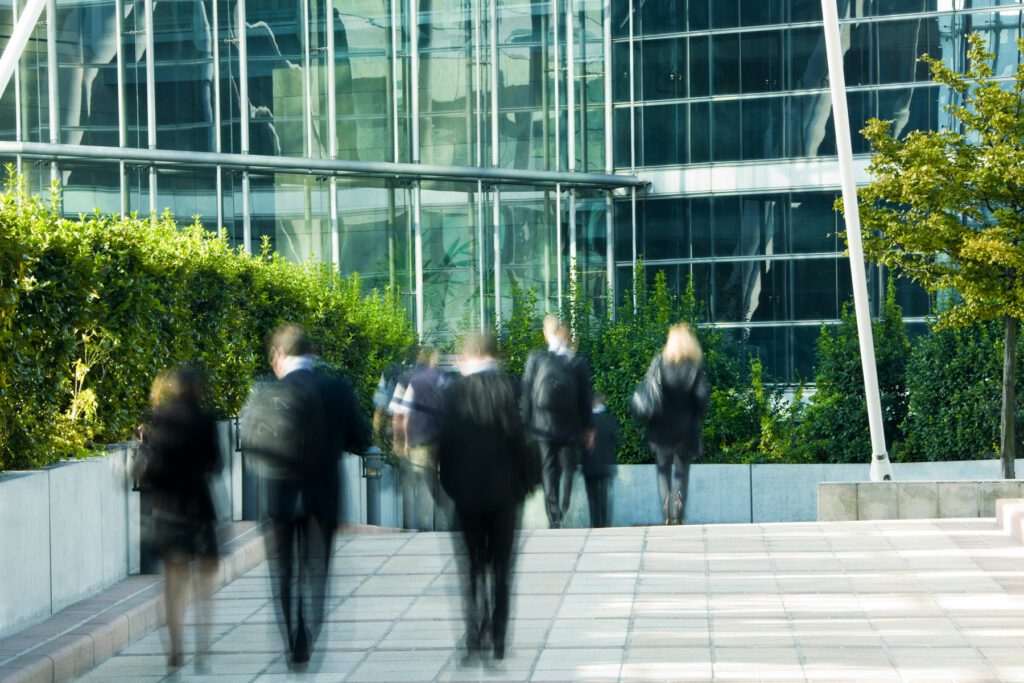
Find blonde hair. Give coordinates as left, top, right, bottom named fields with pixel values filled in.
left=662, top=323, right=702, bottom=365
left=542, top=314, right=565, bottom=340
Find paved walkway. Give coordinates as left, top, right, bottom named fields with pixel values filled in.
left=72, top=519, right=1024, bottom=682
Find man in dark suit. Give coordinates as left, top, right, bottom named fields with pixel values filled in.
left=245, top=323, right=369, bottom=665
left=438, top=332, right=539, bottom=662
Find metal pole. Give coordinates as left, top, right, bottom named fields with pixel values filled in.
left=552, top=0, right=560, bottom=172
left=144, top=0, right=157, bottom=213
left=488, top=0, right=497, bottom=168
left=565, top=0, right=575, bottom=174
left=627, top=0, right=635, bottom=173
left=238, top=0, right=251, bottom=252
left=820, top=0, right=893, bottom=482
left=477, top=179, right=485, bottom=330
left=410, top=0, right=420, bottom=164
left=212, top=0, right=222, bottom=229
left=472, top=0, right=482, bottom=167
left=45, top=0, right=58, bottom=186
left=0, top=0, right=44, bottom=104
left=115, top=0, right=127, bottom=213
left=602, top=0, right=613, bottom=313
left=13, top=0, right=21, bottom=175
left=302, top=0, right=313, bottom=158
left=326, top=0, right=340, bottom=266
left=556, top=182, right=563, bottom=307
left=493, top=186, right=501, bottom=327
left=390, top=0, right=400, bottom=163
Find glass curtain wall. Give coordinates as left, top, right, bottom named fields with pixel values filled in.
left=614, top=1, right=1018, bottom=381
left=0, top=0, right=615, bottom=343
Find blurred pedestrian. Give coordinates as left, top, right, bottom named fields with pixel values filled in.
left=631, top=323, right=709, bottom=525
left=439, top=332, right=539, bottom=662
left=372, top=347, right=417, bottom=457
left=137, top=366, right=221, bottom=669
left=583, top=392, right=619, bottom=528
left=390, top=346, right=448, bottom=531
left=521, top=315, right=593, bottom=528
left=240, top=323, right=369, bottom=665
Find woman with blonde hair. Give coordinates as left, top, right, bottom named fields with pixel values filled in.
left=631, top=323, right=709, bottom=524
left=138, top=366, right=221, bottom=668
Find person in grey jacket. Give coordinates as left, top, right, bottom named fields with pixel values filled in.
left=632, top=323, right=709, bottom=525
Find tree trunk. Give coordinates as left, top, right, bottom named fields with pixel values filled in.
left=1001, top=315, right=1017, bottom=479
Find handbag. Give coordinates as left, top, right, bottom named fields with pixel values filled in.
left=630, top=358, right=664, bottom=423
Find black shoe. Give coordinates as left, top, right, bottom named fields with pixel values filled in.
left=291, top=626, right=311, bottom=663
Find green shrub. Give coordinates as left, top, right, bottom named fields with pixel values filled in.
left=798, top=282, right=910, bottom=464
left=0, top=174, right=414, bottom=470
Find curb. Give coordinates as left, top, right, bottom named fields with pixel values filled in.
left=0, top=521, right=267, bottom=683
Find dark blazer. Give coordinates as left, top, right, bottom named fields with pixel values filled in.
left=439, top=368, right=539, bottom=510
left=280, top=367, right=370, bottom=519
left=145, top=400, right=221, bottom=522
left=645, top=357, right=710, bottom=456
left=583, top=409, right=620, bottom=479
left=521, top=350, right=594, bottom=444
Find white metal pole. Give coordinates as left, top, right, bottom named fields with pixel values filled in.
left=326, top=0, right=340, bottom=267
left=602, top=0, right=613, bottom=311
left=565, top=0, right=575, bottom=173
left=238, top=0, right=251, bottom=252
left=115, top=0, right=127, bottom=213
left=820, top=0, right=893, bottom=482
left=552, top=0, right=560, bottom=171
left=410, top=0, right=420, bottom=164
left=46, top=0, right=58, bottom=186
left=0, top=0, right=44, bottom=102
left=144, top=0, right=157, bottom=213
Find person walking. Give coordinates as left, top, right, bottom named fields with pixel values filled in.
left=521, top=315, right=593, bottom=528
left=241, top=323, right=369, bottom=665
left=438, top=332, right=539, bottom=662
left=390, top=347, right=448, bottom=530
left=631, top=323, right=709, bottom=525
left=137, top=366, right=221, bottom=669
left=583, top=392, right=619, bottom=528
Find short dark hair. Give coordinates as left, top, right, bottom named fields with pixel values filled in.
left=461, top=331, right=498, bottom=359
left=268, top=323, right=313, bottom=360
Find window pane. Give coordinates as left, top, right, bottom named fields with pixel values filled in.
left=789, top=192, right=838, bottom=253
left=711, top=34, right=740, bottom=96
left=741, top=31, right=783, bottom=94
left=792, top=259, right=839, bottom=319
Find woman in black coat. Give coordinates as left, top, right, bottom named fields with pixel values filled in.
left=139, top=366, right=221, bottom=668
left=632, top=324, right=709, bottom=525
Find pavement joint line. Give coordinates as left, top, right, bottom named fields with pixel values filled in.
left=523, top=527, right=593, bottom=682
left=317, top=531, right=419, bottom=683
left=621, top=525, right=649, bottom=678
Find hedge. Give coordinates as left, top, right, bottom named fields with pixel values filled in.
left=0, top=174, right=414, bottom=470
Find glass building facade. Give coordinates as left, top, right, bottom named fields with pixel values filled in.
left=0, top=0, right=1019, bottom=378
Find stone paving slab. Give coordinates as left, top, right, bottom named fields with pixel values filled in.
left=39, top=517, right=1024, bottom=682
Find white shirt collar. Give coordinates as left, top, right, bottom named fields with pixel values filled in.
left=547, top=339, right=573, bottom=357
left=280, top=354, right=315, bottom=377
left=460, top=357, right=499, bottom=376
left=593, top=404, right=606, bottom=414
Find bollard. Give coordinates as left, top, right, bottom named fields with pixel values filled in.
left=361, top=446, right=385, bottom=526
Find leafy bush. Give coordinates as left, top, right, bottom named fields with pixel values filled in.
left=0, top=174, right=414, bottom=470
left=798, top=283, right=909, bottom=464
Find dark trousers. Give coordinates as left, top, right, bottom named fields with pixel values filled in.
left=266, top=479, right=334, bottom=659
left=584, top=476, right=612, bottom=528
left=651, top=442, right=693, bottom=524
left=539, top=440, right=577, bottom=528
left=457, top=503, right=516, bottom=656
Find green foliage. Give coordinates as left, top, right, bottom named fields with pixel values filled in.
left=0, top=173, right=414, bottom=470
left=798, top=283, right=910, bottom=464
left=855, top=35, right=1024, bottom=472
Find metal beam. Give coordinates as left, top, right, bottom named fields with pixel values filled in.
left=820, top=0, right=893, bottom=482
left=0, top=140, right=646, bottom=189
left=0, top=0, right=44, bottom=104
left=144, top=0, right=157, bottom=213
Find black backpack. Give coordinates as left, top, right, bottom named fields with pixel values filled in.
left=240, top=376, right=325, bottom=480
left=532, top=353, right=579, bottom=424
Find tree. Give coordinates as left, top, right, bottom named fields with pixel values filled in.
left=855, top=35, right=1024, bottom=478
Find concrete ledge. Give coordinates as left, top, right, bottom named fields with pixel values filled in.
left=996, top=498, right=1024, bottom=544
left=818, top=481, right=1022, bottom=521
left=0, top=522, right=265, bottom=683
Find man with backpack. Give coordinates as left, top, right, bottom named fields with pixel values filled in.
left=240, top=323, right=369, bottom=665
left=521, top=315, right=594, bottom=529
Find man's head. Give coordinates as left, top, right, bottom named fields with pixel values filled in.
left=417, top=345, right=441, bottom=368
left=543, top=315, right=568, bottom=347
left=460, top=331, right=498, bottom=362
left=267, top=323, right=313, bottom=378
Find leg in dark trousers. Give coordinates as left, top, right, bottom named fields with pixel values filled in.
left=671, top=448, right=692, bottom=524
left=266, top=480, right=302, bottom=655
left=556, top=444, right=577, bottom=522
left=585, top=476, right=610, bottom=528
left=457, top=506, right=488, bottom=653
left=538, top=440, right=563, bottom=528
left=488, top=504, right=516, bottom=659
